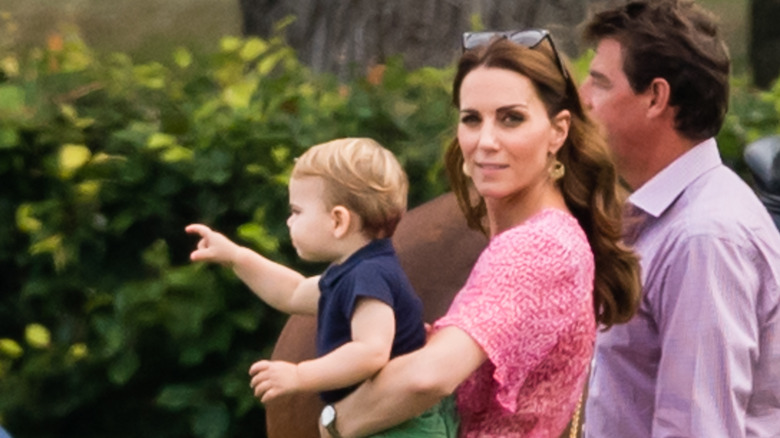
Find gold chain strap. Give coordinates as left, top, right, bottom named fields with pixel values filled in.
left=569, top=391, right=583, bottom=438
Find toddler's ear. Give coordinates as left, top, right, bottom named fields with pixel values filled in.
left=331, top=205, right=353, bottom=238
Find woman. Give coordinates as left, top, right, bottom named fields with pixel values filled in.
left=314, top=29, right=642, bottom=438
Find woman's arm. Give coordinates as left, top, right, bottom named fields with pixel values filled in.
left=327, top=326, right=487, bottom=438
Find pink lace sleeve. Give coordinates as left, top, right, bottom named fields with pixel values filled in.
left=434, top=215, right=594, bottom=414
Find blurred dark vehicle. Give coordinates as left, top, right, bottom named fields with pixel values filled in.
left=744, top=135, right=780, bottom=230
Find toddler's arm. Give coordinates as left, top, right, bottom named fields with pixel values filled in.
left=185, top=223, right=319, bottom=315
left=249, top=297, right=394, bottom=402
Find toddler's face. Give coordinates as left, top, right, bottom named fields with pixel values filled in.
left=287, top=176, right=338, bottom=262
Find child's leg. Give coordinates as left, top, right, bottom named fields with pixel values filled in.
left=367, top=395, right=459, bottom=438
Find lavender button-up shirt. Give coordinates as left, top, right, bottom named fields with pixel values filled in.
left=585, top=139, right=780, bottom=437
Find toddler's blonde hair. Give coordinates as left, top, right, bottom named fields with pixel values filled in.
left=292, top=138, right=408, bottom=239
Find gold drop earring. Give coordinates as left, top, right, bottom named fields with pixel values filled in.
left=549, top=157, right=565, bottom=180
left=462, top=161, right=472, bottom=177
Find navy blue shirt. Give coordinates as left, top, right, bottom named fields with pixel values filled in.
left=316, top=238, right=425, bottom=403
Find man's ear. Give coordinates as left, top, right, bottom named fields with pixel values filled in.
left=646, top=77, right=671, bottom=118
left=549, top=109, right=571, bottom=155
left=331, top=206, right=352, bottom=239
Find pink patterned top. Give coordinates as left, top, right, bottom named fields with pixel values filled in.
left=434, top=209, right=596, bottom=438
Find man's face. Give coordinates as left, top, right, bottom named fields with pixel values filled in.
left=580, top=38, right=648, bottom=175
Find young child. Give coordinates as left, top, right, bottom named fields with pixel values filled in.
left=185, top=138, right=457, bottom=437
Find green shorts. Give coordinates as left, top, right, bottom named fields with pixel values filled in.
left=368, top=395, right=459, bottom=438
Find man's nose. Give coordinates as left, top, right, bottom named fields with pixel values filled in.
left=580, top=79, right=594, bottom=110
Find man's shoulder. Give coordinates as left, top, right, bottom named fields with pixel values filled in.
left=672, top=166, right=771, bottom=236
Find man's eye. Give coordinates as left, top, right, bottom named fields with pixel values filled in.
left=590, top=76, right=611, bottom=90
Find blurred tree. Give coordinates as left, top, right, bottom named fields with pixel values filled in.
left=238, top=0, right=601, bottom=79
left=750, top=0, right=780, bottom=88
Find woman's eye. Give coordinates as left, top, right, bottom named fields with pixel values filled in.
left=501, top=112, right=525, bottom=125
left=460, top=114, right=480, bottom=125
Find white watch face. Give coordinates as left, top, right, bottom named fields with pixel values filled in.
left=321, top=404, right=336, bottom=426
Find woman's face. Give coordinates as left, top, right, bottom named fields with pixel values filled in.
left=457, top=66, right=568, bottom=202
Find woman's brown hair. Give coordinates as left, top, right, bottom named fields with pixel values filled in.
left=445, top=37, right=641, bottom=328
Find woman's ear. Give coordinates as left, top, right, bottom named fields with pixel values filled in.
left=549, top=109, right=571, bottom=155
left=331, top=206, right=352, bottom=239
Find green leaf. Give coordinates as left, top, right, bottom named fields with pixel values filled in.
left=25, top=323, right=51, bottom=349
left=179, top=345, right=206, bottom=366
left=61, top=40, right=94, bottom=72
left=92, top=316, right=125, bottom=357
left=0, top=339, right=24, bottom=359
left=193, top=149, right=232, bottom=184
left=0, top=85, right=25, bottom=117
left=16, top=203, right=42, bottom=233
left=239, top=38, right=268, bottom=62
left=220, top=36, right=243, bottom=52
left=147, top=132, right=177, bottom=149
left=222, top=78, right=258, bottom=110
left=66, top=343, right=89, bottom=362
left=58, top=143, right=92, bottom=179
left=142, top=239, right=170, bottom=270
left=0, top=55, right=20, bottom=78
left=29, top=234, right=64, bottom=260
left=161, top=145, right=193, bottom=162
left=157, top=384, right=201, bottom=411
left=173, top=47, right=193, bottom=69
left=237, top=222, right=279, bottom=254
left=230, top=309, right=260, bottom=332
left=192, top=403, right=230, bottom=438
left=108, top=352, right=139, bottom=385
left=133, top=62, right=168, bottom=89
left=0, top=126, right=18, bottom=149
left=257, top=51, right=284, bottom=76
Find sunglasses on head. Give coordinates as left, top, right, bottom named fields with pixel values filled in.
left=461, top=29, right=569, bottom=81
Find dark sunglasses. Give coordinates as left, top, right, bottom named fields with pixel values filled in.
left=461, top=29, right=569, bottom=81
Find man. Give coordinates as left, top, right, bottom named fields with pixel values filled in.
left=580, top=1, right=780, bottom=437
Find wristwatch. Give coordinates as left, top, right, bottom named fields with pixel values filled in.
left=320, top=404, right=343, bottom=438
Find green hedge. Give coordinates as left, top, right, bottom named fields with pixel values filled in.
left=0, top=20, right=778, bottom=438
left=0, top=22, right=453, bottom=438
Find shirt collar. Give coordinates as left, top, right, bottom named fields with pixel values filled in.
left=629, top=138, right=722, bottom=218
left=320, top=238, right=394, bottom=287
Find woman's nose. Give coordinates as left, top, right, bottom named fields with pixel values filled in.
left=477, top=123, right=499, bottom=150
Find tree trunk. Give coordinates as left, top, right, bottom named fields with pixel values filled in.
left=238, top=0, right=596, bottom=79
left=750, top=0, right=780, bottom=88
